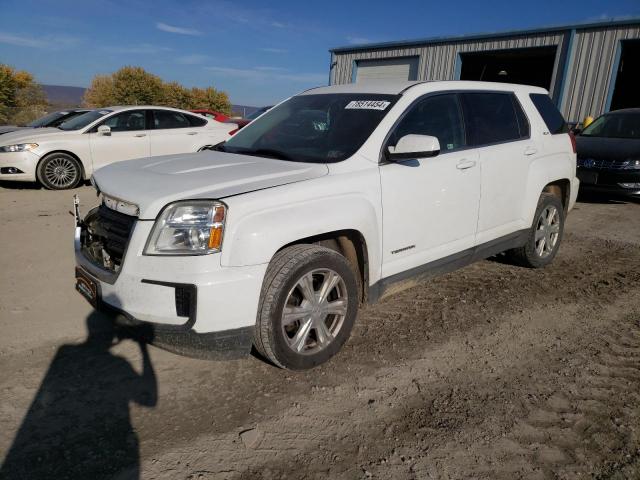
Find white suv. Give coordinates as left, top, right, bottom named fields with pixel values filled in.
left=0, top=106, right=235, bottom=189
left=73, top=81, right=579, bottom=369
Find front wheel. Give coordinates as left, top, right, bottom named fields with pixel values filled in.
left=254, top=244, right=359, bottom=369
left=507, top=192, right=565, bottom=268
left=36, top=153, right=82, bottom=190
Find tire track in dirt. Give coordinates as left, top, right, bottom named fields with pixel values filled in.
left=136, top=234, right=640, bottom=479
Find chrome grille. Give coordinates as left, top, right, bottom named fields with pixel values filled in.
left=577, top=157, right=632, bottom=170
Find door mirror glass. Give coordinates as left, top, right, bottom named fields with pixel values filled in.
left=97, top=125, right=111, bottom=136
left=387, top=134, right=440, bottom=160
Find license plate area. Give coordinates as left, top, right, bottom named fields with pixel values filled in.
left=577, top=170, right=598, bottom=185
left=75, top=267, right=100, bottom=307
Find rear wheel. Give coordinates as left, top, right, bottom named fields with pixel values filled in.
left=254, top=244, right=359, bottom=369
left=37, top=153, right=82, bottom=190
left=507, top=193, right=564, bottom=268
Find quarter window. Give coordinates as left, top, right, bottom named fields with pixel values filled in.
left=461, top=93, right=526, bottom=146
left=529, top=93, right=568, bottom=134
left=390, top=94, right=466, bottom=152
left=101, top=110, right=147, bottom=132
left=153, top=110, right=191, bottom=129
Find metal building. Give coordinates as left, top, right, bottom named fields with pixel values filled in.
left=328, top=19, right=640, bottom=123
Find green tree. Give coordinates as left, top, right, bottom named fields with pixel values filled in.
left=188, top=86, right=231, bottom=114
left=162, top=81, right=192, bottom=109
left=0, top=64, right=46, bottom=125
left=83, top=66, right=232, bottom=114
left=84, top=66, right=164, bottom=107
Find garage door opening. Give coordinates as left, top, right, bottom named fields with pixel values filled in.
left=459, top=46, right=557, bottom=91
left=354, top=57, right=419, bottom=83
left=609, top=40, right=640, bottom=111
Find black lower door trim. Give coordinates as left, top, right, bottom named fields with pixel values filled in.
left=369, top=229, right=529, bottom=303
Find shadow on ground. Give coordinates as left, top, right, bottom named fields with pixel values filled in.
left=0, top=311, right=157, bottom=480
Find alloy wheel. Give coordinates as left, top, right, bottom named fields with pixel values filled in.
left=534, top=205, right=560, bottom=258
left=281, top=268, right=348, bottom=355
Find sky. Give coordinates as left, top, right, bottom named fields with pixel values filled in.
left=1, top=0, right=639, bottom=106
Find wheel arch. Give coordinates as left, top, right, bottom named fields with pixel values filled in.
left=278, top=229, right=370, bottom=304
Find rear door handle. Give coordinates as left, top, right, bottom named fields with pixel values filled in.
left=134, top=133, right=147, bottom=138
left=186, top=131, right=198, bottom=135
left=524, top=146, right=538, bottom=156
left=456, top=159, right=476, bottom=170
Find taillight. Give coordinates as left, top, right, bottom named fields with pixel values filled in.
left=568, top=131, right=577, bottom=154
left=228, top=128, right=239, bottom=136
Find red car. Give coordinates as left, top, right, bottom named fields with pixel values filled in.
left=190, top=109, right=229, bottom=123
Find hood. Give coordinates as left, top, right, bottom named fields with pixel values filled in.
left=92, top=150, right=329, bottom=219
left=576, top=135, right=640, bottom=160
left=0, top=126, right=27, bottom=135
left=0, top=127, right=69, bottom=144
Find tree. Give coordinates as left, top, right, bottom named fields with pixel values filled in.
left=188, top=87, right=231, bottom=114
left=162, top=81, right=192, bottom=109
left=84, top=66, right=164, bottom=107
left=0, top=64, right=46, bottom=125
left=83, top=66, right=232, bottom=114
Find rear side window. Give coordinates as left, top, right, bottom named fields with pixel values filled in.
left=186, top=114, right=207, bottom=127
left=529, top=93, right=568, bottom=134
left=461, top=93, right=527, bottom=146
left=153, top=110, right=190, bottom=129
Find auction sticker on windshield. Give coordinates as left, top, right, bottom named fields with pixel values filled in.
left=345, top=100, right=391, bottom=110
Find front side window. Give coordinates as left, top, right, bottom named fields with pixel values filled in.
left=153, top=110, right=190, bottom=129
left=581, top=113, right=640, bottom=139
left=389, top=94, right=466, bottom=152
left=222, top=94, right=399, bottom=163
left=101, top=110, right=147, bottom=132
left=462, top=92, right=525, bottom=146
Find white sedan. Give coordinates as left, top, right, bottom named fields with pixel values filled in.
left=0, top=106, right=236, bottom=189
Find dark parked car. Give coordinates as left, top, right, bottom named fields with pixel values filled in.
left=0, top=109, right=91, bottom=135
left=576, top=108, right=640, bottom=197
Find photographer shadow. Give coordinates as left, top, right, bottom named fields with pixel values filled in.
left=1, top=310, right=157, bottom=480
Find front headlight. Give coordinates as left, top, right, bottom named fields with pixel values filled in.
left=622, top=159, right=640, bottom=170
left=0, top=143, right=38, bottom=153
left=145, top=201, right=226, bottom=255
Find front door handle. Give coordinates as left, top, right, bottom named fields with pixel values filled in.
left=134, top=133, right=147, bottom=138
left=524, top=146, right=538, bottom=156
left=186, top=131, right=198, bottom=135
left=456, top=159, right=476, bottom=170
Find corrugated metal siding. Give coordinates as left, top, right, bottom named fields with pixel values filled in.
left=562, top=25, right=640, bottom=122
left=331, top=24, right=640, bottom=123
left=332, top=32, right=566, bottom=87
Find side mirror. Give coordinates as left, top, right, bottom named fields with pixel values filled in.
left=572, top=127, right=582, bottom=135
left=387, top=134, right=440, bottom=161
left=97, top=125, right=111, bottom=136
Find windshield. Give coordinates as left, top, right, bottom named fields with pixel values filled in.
left=581, top=113, right=640, bottom=139
left=27, top=111, right=66, bottom=127
left=58, top=110, right=112, bottom=131
left=222, top=94, right=399, bottom=162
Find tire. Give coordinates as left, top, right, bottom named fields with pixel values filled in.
left=254, top=244, right=359, bottom=369
left=507, top=193, right=565, bottom=268
left=36, top=153, right=82, bottom=190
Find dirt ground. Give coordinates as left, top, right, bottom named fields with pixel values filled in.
left=1, top=182, right=639, bottom=480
